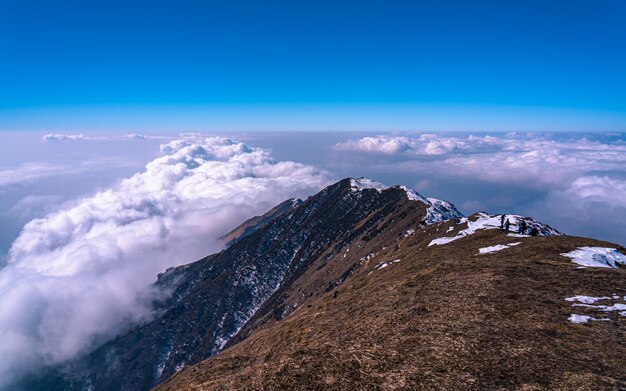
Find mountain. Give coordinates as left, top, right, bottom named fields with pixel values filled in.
left=218, top=198, right=302, bottom=247
left=19, top=178, right=626, bottom=390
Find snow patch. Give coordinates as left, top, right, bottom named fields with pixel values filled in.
left=565, top=295, right=626, bottom=323
left=350, top=178, right=387, bottom=192
left=568, top=314, right=609, bottom=324
left=429, top=213, right=501, bottom=246
left=568, top=314, right=593, bottom=324
left=359, top=253, right=376, bottom=264
left=561, top=247, right=626, bottom=268
left=350, top=179, right=462, bottom=226
left=423, top=197, right=463, bottom=225
left=429, top=213, right=559, bottom=247
left=479, top=242, right=521, bottom=254
left=369, top=259, right=401, bottom=274
left=566, top=295, right=611, bottom=304
left=398, top=185, right=428, bottom=203
left=573, top=303, right=626, bottom=312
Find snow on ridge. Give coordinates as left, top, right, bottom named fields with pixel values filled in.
left=349, top=178, right=462, bottom=225
left=561, top=247, right=626, bottom=268
left=349, top=177, right=388, bottom=192
left=423, top=197, right=463, bottom=225
left=397, top=185, right=428, bottom=203
left=429, top=213, right=500, bottom=246
left=429, top=212, right=559, bottom=247
left=391, top=184, right=462, bottom=224
left=479, top=242, right=521, bottom=254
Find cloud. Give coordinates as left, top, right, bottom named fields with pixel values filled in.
left=0, top=163, right=71, bottom=188
left=335, top=133, right=626, bottom=187
left=42, top=133, right=171, bottom=142
left=42, top=133, right=99, bottom=142
left=4, top=195, right=65, bottom=220
left=332, top=133, right=626, bottom=244
left=334, top=134, right=503, bottom=155
left=0, top=158, right=138, bottom=190
left=0, top=137, right=331, bottom=386
left=529, top=176, right=626, bottom=243
left=124, top=133, right=170, bottom=140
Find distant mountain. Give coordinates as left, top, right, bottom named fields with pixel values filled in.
left=19, top=178, right=626, bottom=390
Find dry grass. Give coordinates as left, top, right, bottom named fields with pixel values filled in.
left=155, top=219, right=626, bottom=391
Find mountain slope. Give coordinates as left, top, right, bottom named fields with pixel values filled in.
left=21, top=178, right=460, bottom=391
left=19, top=178, right=626, bottom=390
left=155, top=212, right=626, bottom=390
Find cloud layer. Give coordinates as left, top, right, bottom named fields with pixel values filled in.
left=334, top=133, right=626, bottom=244
left=42, top=133, right=170, bottom=142
left=0, top=137, right=330, bottom=386
left=0, top=158, right=138, bottom=190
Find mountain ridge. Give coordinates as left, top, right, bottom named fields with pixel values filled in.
left=15, top=177, right=626, bottom=391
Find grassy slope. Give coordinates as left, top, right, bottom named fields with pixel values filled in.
left=156, top=218, right=626, bottom=391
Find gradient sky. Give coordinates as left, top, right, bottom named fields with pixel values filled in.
left=1, top=0, right=626, bottom=131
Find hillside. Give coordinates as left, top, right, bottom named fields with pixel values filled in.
left=17, top=178, right=626, bottom=390
left=19, top=178, right=463, bottom=390
left=154, top=187, right=626, bottom=390
left=158, top=230, right=626, bottom=390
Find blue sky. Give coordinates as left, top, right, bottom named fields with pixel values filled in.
left=1, top=0, right=625, bottom=131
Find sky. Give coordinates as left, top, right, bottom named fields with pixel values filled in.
left=1, top=0, right=626, bottom=388
left=1, top=0, right=626, bottom=131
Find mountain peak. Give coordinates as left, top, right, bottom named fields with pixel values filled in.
left=345, top=177, right=463, bottom=225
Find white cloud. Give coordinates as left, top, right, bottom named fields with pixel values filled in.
left=0, top=137, right=331, bottom=386
left=42, top=133, right=95, bottom=142
left=0, top=163, right=71, bottom=188
left=334, top=134, right=503, bottom=155
left=124, top=133, right=170, bottom=140
left=5, top=195, right=65, bottom=220
left=335, top=133, right=626, bottom=188
left=42, top=133, right=171, bottom=142
left=0, top=158, right=138, bottom=190
left=334, top=136, right=414, bottom=154
left=529, top=176, right=626, bottom=243
left=332, top=133, right=626, bottom=244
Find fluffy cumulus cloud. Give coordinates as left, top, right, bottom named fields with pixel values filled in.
left=0, top=137, right=331, bottom=386
left=333, top=133, right=626, bottom=244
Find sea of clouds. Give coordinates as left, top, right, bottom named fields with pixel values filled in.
left=0, top=136, right=331, bottom=386
left=1, top=131, right=625, bottom=387
left=334, top=132, right=626, bottom=244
